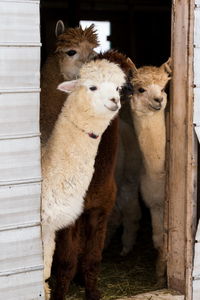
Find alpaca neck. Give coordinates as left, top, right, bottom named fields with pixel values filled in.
left=132, top=110, right=166, bottom=175
left=61, top=90, right=113, bottom=138
left=47, top=92, right=113, bottom=155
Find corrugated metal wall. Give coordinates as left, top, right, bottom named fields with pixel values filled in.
left=194, top=0, right=200, bottom=142
left=0, top=0, right=44, bottom=299
left=193, top=1, right=200, bottom=299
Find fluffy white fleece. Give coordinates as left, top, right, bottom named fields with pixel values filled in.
left=41, top=59, right=126, bottom=300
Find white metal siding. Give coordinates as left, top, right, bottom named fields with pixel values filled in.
left=0, top=226, right=43, bottom=274
left=0, top=183, right=41, bottom=229
left=0, top=92, right=40, bottom=138
left=0, top=47, right=40, bottom=90
left=193, top=2, right=200, bottom=299
left=0, top=270, right=44, bottom=300
left=193, top=221, right=200, bottom=300
left=194, top=3, right=200, bottom=141
left=0, top=0, right=43, bottom=298
left=0, top=137, right=41, bottom=184
left=0, top=1, right=40, bottom=44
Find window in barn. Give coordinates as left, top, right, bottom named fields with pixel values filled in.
left=80, top=20, right=111, bottom=53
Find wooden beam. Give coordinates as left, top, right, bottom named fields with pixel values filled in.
left=167, top=0, right=197, bottom=298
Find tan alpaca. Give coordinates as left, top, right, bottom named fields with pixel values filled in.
left=130, top=59, right=172, bottom=282
left=40, top=21, right=99, bottom=144
left=107, top=59, right=172, bottom=278
left=41, top=59, right=126, bottom=300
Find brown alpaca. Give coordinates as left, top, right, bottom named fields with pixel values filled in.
left=51, top=51, right=134, bottom=300
left=40, top=21, right=99, bottom=144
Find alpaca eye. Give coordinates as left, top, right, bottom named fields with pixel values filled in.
left=66, top=50, right=77, bottom=56
left=138, top=88, right=146, bottom=93
left=116, top=87, right=119, bottom=91
left=89, top=86, right=97, bottom=91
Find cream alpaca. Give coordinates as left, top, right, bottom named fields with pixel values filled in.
left=107, top=59, right=171, bottom=279
left=41, top=59, right=126, bottom=300
left=130, top=59, right=171, bottom=282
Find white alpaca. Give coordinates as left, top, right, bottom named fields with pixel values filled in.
left=130, top=59, right=171, bottom=282
left=41, top=59, right=126, bottom=300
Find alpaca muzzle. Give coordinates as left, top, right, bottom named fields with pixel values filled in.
left=104, top=98, right=120, bottom=111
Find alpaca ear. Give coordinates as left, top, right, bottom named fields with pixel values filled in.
left=57, top=80, right=78, bottom=93
left=161, top=57, right=172, bottom=76
left=127, top=58, right=138, bottom=75
left=55, top=20, right=65, bottom=37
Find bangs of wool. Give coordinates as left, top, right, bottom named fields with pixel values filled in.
left=96, top=50, right=133, bottom=77
left=56, top=24, right=99, bottom=51
left=132, top=66, right=170, bottom=88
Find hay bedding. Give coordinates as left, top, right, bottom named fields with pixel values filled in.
left=66, top=207, right=166, bottom=300
left=117, top=289, right=184, bottom=300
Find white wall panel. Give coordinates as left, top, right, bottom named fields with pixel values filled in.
left=0, top=226, right=43, bottom=274
left=194, top=47, right=200, bottom=86
left=0, top=269, right=44, bottom=300
left=194, top=88, right=200, bottom=126
left=0, top=137, right=41, bottom=184
left=0, top=183, right=41, bottom=229
left=193, top=242, right=200, bottom=278
left=0, top=46, right=40, bottom=90
left=0, top=0, right=43, bottom=298
left=0, top=1, right=40, bottom=44
left=194, top=9, right=200, bottom=47
left=193, top=221, right=200, bottom=299
left=193, top=279, right=200, bottom=300
left=0, top=92, right=40, bottom=138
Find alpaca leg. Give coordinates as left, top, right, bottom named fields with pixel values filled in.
left=120, top=184, right=141, bottom=256
left=105, top=204, right=121, bottom=249
left=81, top=209, right=108, bottom=300
left=51, top=225, right=79, bottom=300
left=149, top=204, right=166, bottom=284
left=42, top=225, right=56, bottom=300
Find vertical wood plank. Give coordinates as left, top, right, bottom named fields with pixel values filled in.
left=167, top=0, right=197, bottom=298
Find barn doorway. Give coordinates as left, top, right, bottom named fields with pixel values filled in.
left=40, top=1, right=197, bottom=299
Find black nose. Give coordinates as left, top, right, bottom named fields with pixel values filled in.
left=154, top=97, right=163, bottom=103
left=120, top=82, right=134, bottom=103
left=110, top=98, right=117, bottom=104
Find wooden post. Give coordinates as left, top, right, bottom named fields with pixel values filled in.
left=167, top=0, right=197, bottom=299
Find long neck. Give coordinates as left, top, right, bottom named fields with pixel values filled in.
left=59, top=90, right=113, bottom=138
left=44, top=92, right=113, bottom=161
left=132, top=110, right=166, bottom=175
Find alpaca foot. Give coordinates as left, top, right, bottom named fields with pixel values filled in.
left=85, top=289, right=101, bottom=300
left=44, top=282, right=51, bottom=300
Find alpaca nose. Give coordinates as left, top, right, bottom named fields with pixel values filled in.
left=154, top=97, right=163, bottom=103
left=110, top=98, right=118, bottom=104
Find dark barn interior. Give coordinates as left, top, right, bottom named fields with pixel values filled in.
left=40, top=0, right=172, bottom=298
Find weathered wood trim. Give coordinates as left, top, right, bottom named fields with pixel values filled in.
left=167, top=0, right=197, bottom=298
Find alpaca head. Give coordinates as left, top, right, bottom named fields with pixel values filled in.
left=95, top=50, right=135, bottom=103
left=58, top=59, right=126, bottom=118
left=55, top=21, right=99, bottom=80
left=130, top=58, right=172, bottom=115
